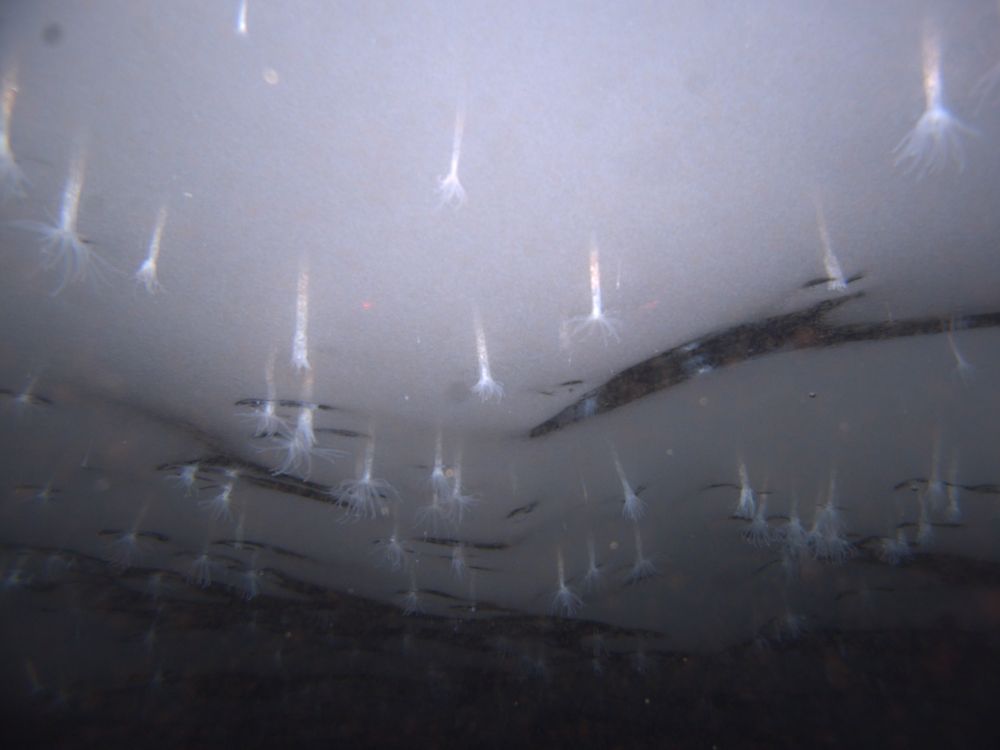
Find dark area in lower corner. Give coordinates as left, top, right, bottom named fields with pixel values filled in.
left=4, top=626, right=999, bottom=749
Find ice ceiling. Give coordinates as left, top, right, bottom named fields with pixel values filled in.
left=1, top=0, right=1000, bottom=694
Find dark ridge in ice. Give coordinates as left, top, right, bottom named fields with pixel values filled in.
left=530, top=295, right=1000, bottom=438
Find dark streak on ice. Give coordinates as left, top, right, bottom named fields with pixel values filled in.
left=529, top=293, right=1000, bottom=438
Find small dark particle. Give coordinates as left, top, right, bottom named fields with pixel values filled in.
left=460, top=601, right=518, bottom=615
left=174, top=453, right=338, bottom=506
left=244, top=474, right=340, bottom=506
left=138, top=531, right=170, bottom=543
left=704, top=483, right=776, bottom=500
left=417, top=536, right=463, bottom=548
left=234, top=398, right=268, bottom=408
left=894, top=480, right=998, bottom=495
left=156, top=458, right=203, bottom=473
left=416, top=536, right=510, bottom=552
left=964, top=483, right=1000, bottom=495
left=234, top=398, right=337, bottom=411
left=421, top=588, right=464, bottom=602
left=42, top=22, right=62, bottom=45
left=808, top=392, right=817, bottom=399
left=277, top=399, right=337, bottom=411
left=803, top=276, right=830, bottom=288
left=505, top=501, right=539, bottom=520
left=267, top=544, right=310, bottom=560
left=538, top=379, right=586, bottom=396
left=314, top=427, right=368, bottom=439
left=471, top=542, right=510, bottom=551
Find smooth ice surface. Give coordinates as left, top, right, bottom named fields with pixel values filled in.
left=1, top=0, right=1000, bottom=700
